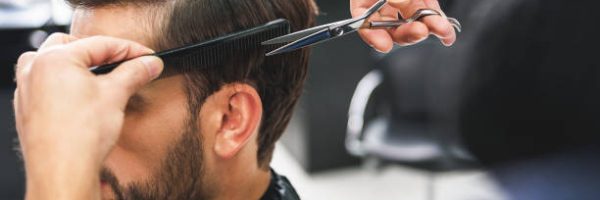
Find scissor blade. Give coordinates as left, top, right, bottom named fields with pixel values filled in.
left=264, top=0, right=385, bottom=55
left=262, top=20, right=351, bottom=45
left=263, top=0, right=385, bottom=46
left=266, top=28, right=332, bottom=56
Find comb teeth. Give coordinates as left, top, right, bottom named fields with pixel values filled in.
left=91, top=19, right=290, bottom=75
left=157, top=19, right=290, bottom=75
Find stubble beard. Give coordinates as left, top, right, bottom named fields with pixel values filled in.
left=100, top=120, right=213, bottom=200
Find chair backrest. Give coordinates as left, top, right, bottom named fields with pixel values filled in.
left=459, top=0, right=600, bottom=165
left=346, top=0, right=503, bottom=168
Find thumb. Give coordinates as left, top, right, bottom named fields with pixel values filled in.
left=104, top=56, right=164, bottom=97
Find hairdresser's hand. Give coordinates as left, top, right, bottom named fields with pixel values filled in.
left=13, top=33, right=163, bottom=199
left=351, top=0, right=457, bottom=53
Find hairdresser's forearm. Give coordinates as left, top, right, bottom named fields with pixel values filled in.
left=25, top=160, right=99, bottom=200
left=24, top=132, right=101, bottom=200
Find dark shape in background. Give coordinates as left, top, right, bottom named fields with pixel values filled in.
left=456, top=0, right=600, bottom=199
left=0, top=28, right=36, bottom=200
left=460, top=0, right=600, bottom=165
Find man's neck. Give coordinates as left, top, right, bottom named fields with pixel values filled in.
left=247, top=168, right=272, bottom=200
left=215, top=164, right=271, bottom=200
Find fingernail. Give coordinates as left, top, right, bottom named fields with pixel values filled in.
left=375, top=48, right=387, bottom=54
left=440, top=37, right=455, bottom=47
left=442, top=40, right=453, bottom=47
left=369, top=44, right=383, bottom=53
left=140, top=56, right=163, bottom=79
left=372, top=46, right=390, bottom=54
left=368, top=44, right=379, bottom=52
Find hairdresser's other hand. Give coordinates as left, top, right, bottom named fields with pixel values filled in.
left=13, top=33, right=163, bottom=199
left=351, top=0, right=456, bottom=53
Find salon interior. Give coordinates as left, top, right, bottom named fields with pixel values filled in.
left=2, top=0, right=600, bottom=199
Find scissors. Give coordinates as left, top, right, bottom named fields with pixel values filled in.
left=262, top=0, right=462, bottom=56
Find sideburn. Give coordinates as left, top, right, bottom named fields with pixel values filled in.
left=127, top=119, right=209, bottom=200
left=102, top=116, right=212, bottom=200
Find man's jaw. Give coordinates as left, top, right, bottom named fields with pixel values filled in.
left=100, top=180, right=118, bottom=200
left=100, top=167, right=125, bottom=200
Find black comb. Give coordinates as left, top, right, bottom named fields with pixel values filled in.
left=90, top=19, right=290, bottom=76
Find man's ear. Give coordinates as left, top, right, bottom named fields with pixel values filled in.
left=213, top=83, right=263, bottom=159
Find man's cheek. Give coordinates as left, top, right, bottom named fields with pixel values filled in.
left=104, top=117, right=180, bottom=187
left=118, top=113, right=173, bottom=164
left=102, top=146, right=156, bottom=186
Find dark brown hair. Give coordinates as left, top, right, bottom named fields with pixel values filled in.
left=67, top=0, right=317, bottom=167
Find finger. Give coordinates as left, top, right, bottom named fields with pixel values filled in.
left=351, top=0, right=388, bottom=17
left=62, top=36, right=155, bottom=69
left=389, top=0, right=425, bottom=19
left=15, top=52, right=37, bottom=79
left=421, top=15, right=456, bottom=46
left=390, top=0, right=456, bottom=46
left=423, top=0, right=443, bottom=12
left=38, top=33, right=79, bottom=50
left=102, top=56, right=163, bottom=99
left=13, top=89, right=22, bottom=136
left=421, top=0, right=455, bottom=45
left=391, top=21, right=430, bottom=46
left=354, top=7, right=395, bottom=53
left=360, top=29, right=395, bottom=53
left=366, top=0, right=429, bottom=47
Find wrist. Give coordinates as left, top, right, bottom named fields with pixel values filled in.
left=25, top=157, right=100, bottom=200
left=23, top=139, right=102, bottom=200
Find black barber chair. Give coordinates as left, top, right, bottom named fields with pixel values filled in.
left=345, top=42, right=475, bottom=170
left=457, top=0, right=600, bottom=199
left=345, top=0, right=480, bottom=171
left=346, top=0, right=600, bottom=199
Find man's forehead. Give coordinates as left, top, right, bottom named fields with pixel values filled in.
left=70, top=6, right=154, bottom=47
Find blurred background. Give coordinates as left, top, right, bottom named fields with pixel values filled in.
left=2, top=0, right=600, bottom=199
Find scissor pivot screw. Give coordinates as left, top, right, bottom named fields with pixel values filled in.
left=331, top=27, right=345, bottom=36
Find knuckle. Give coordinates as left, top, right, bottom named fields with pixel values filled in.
left=15, top=52, right=37, bottom=79
left=16, top=51, right=37, bottom=65
left=29, top=48, right=68, bottom=71
left=40, top=33, right=70, bottom=47
left=36, top=47, right=67, bottom=61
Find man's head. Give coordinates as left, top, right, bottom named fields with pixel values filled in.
left=66, top=0, right=316, bottom=199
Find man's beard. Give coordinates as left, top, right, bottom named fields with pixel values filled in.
left=100, top=123, right=212, bottom=200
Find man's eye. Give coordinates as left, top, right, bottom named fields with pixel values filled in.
left=126, top=95, right=145, bottom=113
left=125, top=102, right=140, bottom=112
